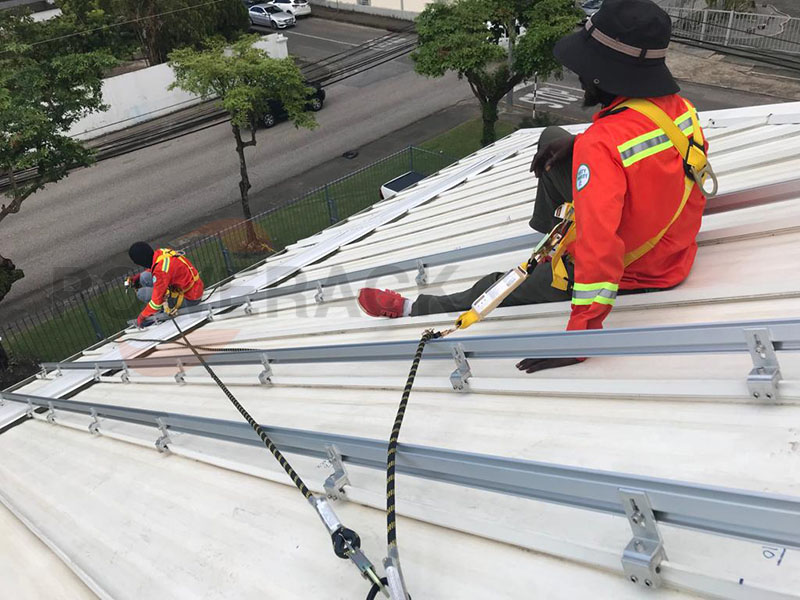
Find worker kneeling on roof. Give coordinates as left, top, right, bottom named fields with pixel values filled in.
left=128, top=242, right=205, bottom=328
left=357, top=0, right=712, bottom=373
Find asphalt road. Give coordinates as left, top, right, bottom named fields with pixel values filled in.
left=0, top=18, right=472, bottom=313
left=0, top=17, right=789, bottom=317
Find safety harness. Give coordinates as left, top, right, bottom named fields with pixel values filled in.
left=154, top=249, right=201, bottom=316
left=549, top=98, right=717, bottom=291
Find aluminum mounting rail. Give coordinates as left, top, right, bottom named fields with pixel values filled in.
left=162, top=177, right=800, bottom=320
left=178, top=233, right=543, bottom=315
left=43, top=316, right=800, bottom=369
left=2, top=389, right=799, bottom=551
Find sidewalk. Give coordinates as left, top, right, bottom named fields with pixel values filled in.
left=667, top=41, right=800, bottom=100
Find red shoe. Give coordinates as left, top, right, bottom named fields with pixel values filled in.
left=358, top=288, right=407, bottom=318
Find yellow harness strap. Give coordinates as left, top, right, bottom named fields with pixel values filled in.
left=154, top=249, right=201, bottom=315
left=549, top=98, right=714, bottom=290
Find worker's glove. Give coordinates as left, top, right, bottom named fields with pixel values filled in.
left=516, top=357, right=584, bottom=373
left=136, top=314, right=148, bottom=329
left=128, top=273, right=142, bottom=289
left=530, top=137, right=575, bottom=177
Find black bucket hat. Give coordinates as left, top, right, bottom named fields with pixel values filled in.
left=554, top=0, right=679, bottom=98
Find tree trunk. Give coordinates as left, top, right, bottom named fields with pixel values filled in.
left=0, top=252, right=24, bottom=305
left=232, top=124, right=258, bottom=244
left=481, top=101, right=499, bottom=147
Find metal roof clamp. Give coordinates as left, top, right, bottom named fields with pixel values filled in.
left=206, top=309, right=215, bottom=322
left=323, top=444, right=350, bottom=502
left=88, top=408, right=100, bottom=435
left=310, top=496, right=387, bottom=596
left=0, top=394, right=5, bottom=407
left=619, top=489, right=666, bottom=589
left=315, top=282, right=326, bottom=304
left=26, top=400, right=34, bottom=418
left=415, top=260, right=428, bottom=286
left=121, top=362, right=131, bottom=384
left=93, top=364, right=102, bottom=382
left=45, top=401, right=56, bottom=424
left=244, top=296, right=253, bottom=316
left=384, top=547, right=411, bottom=600
left=258, top=354, right=273, bottom=385
left=155, top=417, right=171, bottom=453
left=449, top=344, right=472, bottom=391
left=744, top=327, right=781, bottom=401
left=175, top=360, right=186, bottom=385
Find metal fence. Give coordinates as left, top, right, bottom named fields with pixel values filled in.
left=667, top=8, right=800, bottom=55
left=0, top=146, right=455, bottom=373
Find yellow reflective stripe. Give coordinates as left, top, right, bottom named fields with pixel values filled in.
left=148, top=300, right=163, bottom=310
left=162, top=256, right=170, bottom=273
left=617, top=110, right=696, bottom=167
left=572, top=295, right=616, bottom=306
left=572, top=281, right=619, bottom=292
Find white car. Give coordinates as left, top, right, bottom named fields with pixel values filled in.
left=249, top=3, right=295, bottom=28
left=267, top=0, right=311, bottom=17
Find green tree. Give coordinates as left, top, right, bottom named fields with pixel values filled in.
left=169, top=35, right=316, bottom=247
left=413, top=0, right=578, bottom=146
left=0, top=20, right=115, bottom=303
left=115, top=0, right=249, bottom=66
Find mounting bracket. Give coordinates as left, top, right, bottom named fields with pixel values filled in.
left=619, top=488, right=666, bottom=589
left=415, top=260, right=428, bottom=286
left=155, top=417, right=171, bottom=453
left=323, top=444, right=350, bottom=501
left=744, top=327, right=781, bottom=401
left=449, top=344, right=472, bottom=391
left=175, top=360, right=186, bottom=385
left=258, top=354, right=273, bottom=385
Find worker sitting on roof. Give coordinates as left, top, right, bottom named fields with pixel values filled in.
left=128, top=242, right=205, bottom=328
left=356, top=0, right=710, bottom=373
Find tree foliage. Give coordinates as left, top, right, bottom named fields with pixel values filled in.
left=115, top=0, right=249, bottom=65
left=413, top=0, right=579, bottom=146
left=0, top=15, right=115, bottom=302
left=169, top=35, right=316, bottom=239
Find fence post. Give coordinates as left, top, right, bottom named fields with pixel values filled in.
left=409, top=146, right=414, bottom=172
left=80, top=291, right=105, bottom=342
left=216, top=234, right=235, bottom=277
left=724, top=10, right=734, bottom=46
left=700, top=9, right=708, bottom=42
left=325, top=184, right=339, bottom=225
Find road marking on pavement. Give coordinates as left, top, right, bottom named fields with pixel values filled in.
left=518, top=85, right=581, bottom=109
left=285, top=31, right=360, bottom=46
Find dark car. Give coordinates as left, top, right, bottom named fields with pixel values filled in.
left=261, top=83, right=326, bottom=128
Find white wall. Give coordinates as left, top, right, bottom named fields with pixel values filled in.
left=68, top=34, right=289, bottom=141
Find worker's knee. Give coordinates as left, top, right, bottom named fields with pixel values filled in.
left=537, top=126, right=573, bottom=150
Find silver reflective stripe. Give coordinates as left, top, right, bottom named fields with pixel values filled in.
left=619, top=114, right=694, bottom=162
left=619, top=134, right=670, bottom=162
left=572, top=288, right=618, bottom=301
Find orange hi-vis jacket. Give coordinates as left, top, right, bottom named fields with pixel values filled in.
left=138, top=249, right=204, bottom=320
left=565, top=93, right=708, bottom=332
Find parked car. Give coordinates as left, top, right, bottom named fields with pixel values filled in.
left=249, top=3, right=295, bottom=28
left=261, top=83, right=326, bottom=128
left=266, top=0, right=311, bottom=17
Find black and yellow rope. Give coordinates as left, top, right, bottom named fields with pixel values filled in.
left=386, top=329, right=436, bottom=550
left=170, top=319, right=312, bottom=500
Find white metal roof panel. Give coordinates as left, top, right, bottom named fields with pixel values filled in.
left=4, top=103, right=800, bottom=599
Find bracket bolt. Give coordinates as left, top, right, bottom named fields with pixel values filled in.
left=645, top=579, right=653, bottom=587
left=629, top=576, right=639, bottom=584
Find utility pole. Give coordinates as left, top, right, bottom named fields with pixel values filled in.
left=505, top=20, right=515, bottom=110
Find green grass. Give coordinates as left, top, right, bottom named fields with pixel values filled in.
left=420, top=118, right=519, bottom=160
